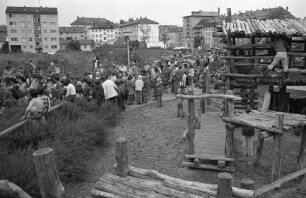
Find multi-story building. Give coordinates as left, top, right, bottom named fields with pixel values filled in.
left=5, top=6, right=60, bottom=53
left=0, top=25, right=7, bottom=48
left=182, top=8, right=220, bottom=48
left=88, top=22, right=120, bottom=46
left=59, top=27, right=87, bottom=41
left=159, top=26, right=183, bottom=48
left=120, top=18, right=162, bottom=47
left=70, top=17, right=108, bottom=31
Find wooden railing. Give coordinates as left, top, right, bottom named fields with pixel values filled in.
left=0, top=101, right=68, bottom=138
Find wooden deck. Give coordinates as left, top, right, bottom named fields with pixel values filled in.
left=184, top=112, right=235, bottom=172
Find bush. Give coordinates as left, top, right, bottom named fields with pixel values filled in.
left=0, top=99, right=119, bottom=197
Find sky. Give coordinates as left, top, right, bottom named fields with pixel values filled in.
left=0, top=0, right=305, bottom=26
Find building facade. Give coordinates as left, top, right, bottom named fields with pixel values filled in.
left=5, top=6, right=60, bottom=53
left=182, top=8, right=220, bottom=48
left=88, top=23, right=120, bottom=46
left=120, top=18, right=162, bottom=47
left=59, top=27, right=87, bottom=41
left=160, top=26, right=183, bottom=48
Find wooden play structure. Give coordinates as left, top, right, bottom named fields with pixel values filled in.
left=177, top=92, right=242, bottom=172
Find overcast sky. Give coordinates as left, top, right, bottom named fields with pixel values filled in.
left=1, top=0, right=305, bottom=26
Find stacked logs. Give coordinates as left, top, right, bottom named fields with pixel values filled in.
left=215, top=18, right=306, bottom=38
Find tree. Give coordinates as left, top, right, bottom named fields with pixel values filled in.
left=161, top=31, right=170, bottom=49
left=267, top=7, right=294, bottom=20
left=119, top=19, right=125, bottom=24
left=194, top=36, right=204, bottom=49
left=67, top=40, right=80, bottom=51
left=129, top=40, right=140, bottom=52
left=1, top=41, right=9, bottom=53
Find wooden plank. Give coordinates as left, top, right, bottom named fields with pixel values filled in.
left=183, top=161, right=235, bottom=173
left=186, top=154, right=234, bottom=162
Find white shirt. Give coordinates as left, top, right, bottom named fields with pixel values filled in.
left=66, top=83, right=76, bottom=97
left=135, top=79, right=144, bottom=91
left=102, top=79, right=118, bottom=99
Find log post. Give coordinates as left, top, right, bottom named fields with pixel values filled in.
left=240, top=178, right=255, bottom=190
left=225, top=123, right=235, bottom=158
left=261, top=92, right=271, bottom=113
left=33, top=148, right=64, bottom=198
left=254, top=131, right=265, bottom=166
left=116, top=138, right=129, bottom=177
left=187, top=99, right=196, bottom=155
left=205, top=68, right=211, bottom=106
left=224, top=90, right=234, bottom=118
left=271, top=114, right=284, bottom=182
left=297, top=125, right=306, bottom=179
left=216, top=172, right=232, bottom=198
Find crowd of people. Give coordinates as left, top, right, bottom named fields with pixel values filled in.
left=0, top=49, right=221, bottom=121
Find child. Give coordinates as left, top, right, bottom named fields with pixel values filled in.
left=135, top=75, right=144, bottom=104
left=155, top=78, right=163, bottom=108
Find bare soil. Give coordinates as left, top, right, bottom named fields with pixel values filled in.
left=66, top=99, right=306, bottom=198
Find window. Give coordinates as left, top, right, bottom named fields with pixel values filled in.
left=92, top=29, right=94, bottom=32
left=50, top=30, right=57, bottom=33
left=95, top=29, right=98, bottom=32
left=10, top=22, right=17, bottom=26
left=11, top=37, right=18, bottom=41
left=41, top=15, right=47, bottom=19
left=107, top=30, right=109, bottom=32
left=44, top=37, right=48, bottom=41
left=44, top=30, right=48, bottom=33
left=104, top=32, right=106, bottom=35
left=30, top=45, right=33, bottom=49
left=100, top=39, right=102, bottom=42
left=23, top=45, right=26, bottom=49
left=36, top=42, right=40, bottom=46
left=51, top=37, right=57, bottom=41
left=11, top=29, right=17, bottom=33
left=96, top=39, right=98, bottom=42
left=51, top=45, right=57, bottom=49
left=50, top=22, right=56, bottom=26
left=45, top=45, right=48, bottom=48
left=104, top=37, right=106, bottom=40
left=29, top=37, right=33, bottom=41
left=111, top=30, right=113, bottom=32
left=99, top=30, right=101, bottom=32
left=111, top=34, right=113, bottom=37
left=84, top=45, right=87, bottom=49
left=22, top=37, right=26, bottom=42
left=99, top=34, right=102, bottom=37
left=43, top=22, right=47, bottom=26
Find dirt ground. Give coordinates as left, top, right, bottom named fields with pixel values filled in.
left=66, top=98, right=306, bottom=198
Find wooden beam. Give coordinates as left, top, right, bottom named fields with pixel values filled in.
left=32, top=148, right=64, bottom=198
left=271, top=114, right=284, bottom=182
left=187, top=99, right=195, bottom=155
left=216, top=172, right=232, bottom=198
left=254, top=167, right=306, bottom=197
left=176, top=94, right=242, bottom=101
left=116, top=138, right=129, bottom=178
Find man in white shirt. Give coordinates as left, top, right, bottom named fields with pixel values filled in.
left=64, top=79, right=76, bottom=102
left=102, top=77, right=118, bottom=103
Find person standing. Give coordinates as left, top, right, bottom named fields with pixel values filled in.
left=102, top=76, right=118, bottom=103
left=64, top=79, right=76, bottom=102
left=155, top=78, right=163, bottom=108
left=135, top=75, right=144, bottom=104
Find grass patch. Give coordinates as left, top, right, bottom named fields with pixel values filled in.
left=0, top=100, right=119, bottom=197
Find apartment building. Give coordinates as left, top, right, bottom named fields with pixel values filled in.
left=88, top=23, right=120, bottom=46
left=59, top=26, right=87, bottom=41
left=159, top=26, right=183, bottom=48
left=5, top=6, right=60, bottom=53
left=182, top=8, right=220, bottom=48
left=120, top=18, right=161, bottom=47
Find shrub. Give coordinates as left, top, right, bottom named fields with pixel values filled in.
left=0, top=99, right=119, bottom=197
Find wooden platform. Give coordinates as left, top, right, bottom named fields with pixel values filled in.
left=184, top=112, right=235, bottom=172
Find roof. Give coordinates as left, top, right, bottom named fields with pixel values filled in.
left=59, top=27, right=85, bottom=34
left=70, top=17, right=108, bottom=26
left=232, top=6, right=296, bottom=20
left=219, top=18, right=306, bottom=38
left=6, top=6, right=57, bottom=14
left=120, top=18, right=158, bottom=27
left=193, top=17, right=223, bottom=29
left=168, top=26, right=183, bottom=33
left=60, top=39, right=94, bottom=45
left=183, top=11, right=219, bottom=18
left=0, top=25, right=7, bottom=32
left=159, top=25, right=182, bottom=33
left=89, top=21, right=119, bottom=29
left=0, top=32, right=7, bottom=42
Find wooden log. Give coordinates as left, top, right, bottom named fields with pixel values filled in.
left=187, top=99, right=195, bottom=155
left=218, top=161, right=226, bottom=169
left=186, top=154, right=234, bottom=162
left=100, top=174, right=203, bottom=198
left=240, top=179, right=255, bottom=190
left=0, top=180, right=32, bottom=198
left=224, top=90, right=235, bottom=118
left=225, top=123, right=234, bottom=158
left=176, top=94, right=241, bottom=101
left=271, top=114, right=284, bottom=182
left=126, top=165, right=254, bottom=198
left=116, top=138, right=129, bottom=177
left=254, top=167, right=306, bottom=197
left=193, top=158, right=201, bottom=168
left=222, top=117, right=283, bottom=134
left=183, top=161, right=235, bottom=172
left=32, top=148, right=64, bottom=198
left=297, top=125, right=306, bottom=178
left=216, top=172, right=232, bottom=198
left=91, top=188, right=124, bottom=198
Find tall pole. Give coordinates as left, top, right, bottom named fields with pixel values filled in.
left=126, top=36, right=130, bottom=66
